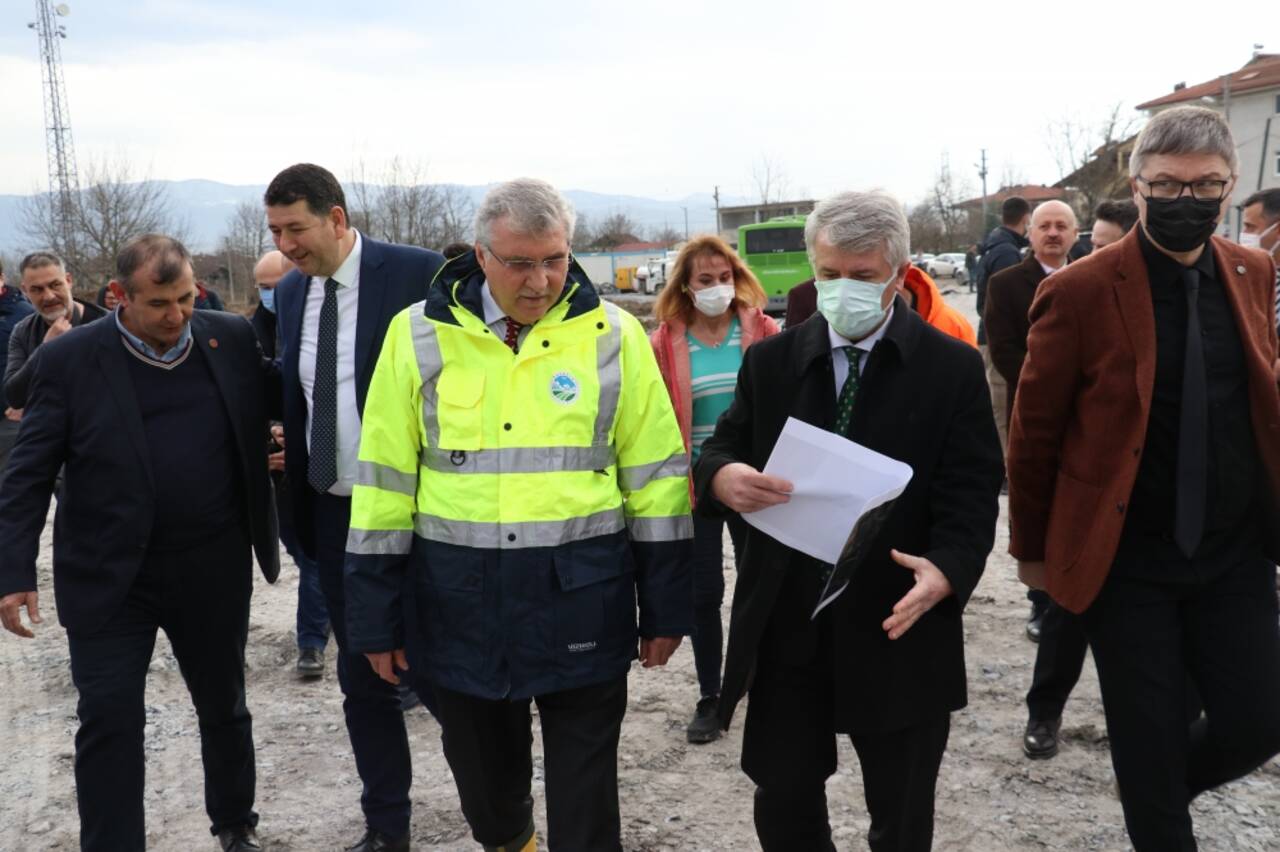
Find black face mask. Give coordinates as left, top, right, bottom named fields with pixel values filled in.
left=1142, top=196, right=1221, bottom=252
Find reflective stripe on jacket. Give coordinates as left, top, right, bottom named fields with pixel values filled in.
left=344, top=254, right=693, bottom=699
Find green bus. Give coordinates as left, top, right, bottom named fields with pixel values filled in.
left=738, top=215, right=813, bottom=314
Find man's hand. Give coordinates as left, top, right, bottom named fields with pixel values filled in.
left=638, top=636, right=682, bottom=668
left=268, top=425, right=286, bottom=471
left=0, top=591, right=42, bottom=638
left=882, top=550, right=953, bottom=640
left=1017, top=560, right=1047, bottom=591
left=43, top=315, right=72, bottom=343
left=364, top=648, right=408, bottom=684
left=710, top=462, right=793, bottom=514
left=3, top=408, right=21, bottom=422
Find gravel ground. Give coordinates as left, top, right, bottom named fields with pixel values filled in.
left=2, top=283, right=1277, bottom=851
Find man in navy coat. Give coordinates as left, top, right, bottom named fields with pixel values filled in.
left=265, top=163, right=443, bottom=852
left=0, top=234, right=281, bottom=852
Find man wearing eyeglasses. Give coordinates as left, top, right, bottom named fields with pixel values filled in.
left=1008, top=105, right=1280, bottom=850
left=265, top=163, right=444, bottom=852
left=344, top=178, right=693, bottom=851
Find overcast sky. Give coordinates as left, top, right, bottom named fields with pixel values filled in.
left=0, top=0, right=1274, bottom=205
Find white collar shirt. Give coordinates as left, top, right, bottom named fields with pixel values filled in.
left=828, top=304, right=895, bottom=399
left=481, top=279, right=532, bottom=350
left=299, top=230, right=363, bottom=496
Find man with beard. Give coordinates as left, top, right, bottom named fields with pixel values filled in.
left=4, top=251, right=107, bottom=409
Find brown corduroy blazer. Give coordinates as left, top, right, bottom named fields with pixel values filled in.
left=1007, top=229, right=1280, bottom=614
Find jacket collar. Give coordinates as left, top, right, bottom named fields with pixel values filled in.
left=793, top=293, right=921, bottom=376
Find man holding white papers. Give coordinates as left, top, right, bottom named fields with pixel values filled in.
left=693, top=190, right=1003, bottom=852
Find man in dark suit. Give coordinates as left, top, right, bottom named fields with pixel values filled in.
left=694, top=190, right=1003, bottom=852
left=984, top=200, right=1078, bottom=650
left=252, top=249, right=332, bottom=679
left=0, top=234, right=280, bottom=852
left=1009, top=106, right=1280, bottom=850
left=265, top=163, right=444, bottom=852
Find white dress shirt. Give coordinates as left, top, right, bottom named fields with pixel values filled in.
left=299, top=230, right=363, bottom=496
left=481, top=280, right=532, bottom=349
left=828, top=304, right=895, bottom=398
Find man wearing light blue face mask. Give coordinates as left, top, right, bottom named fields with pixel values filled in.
left=694, top=189, right=1003, bottom=851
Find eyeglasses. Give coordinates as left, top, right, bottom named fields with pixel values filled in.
left=1136, top=176, right=1231, bottom=202
left=483, top=245, right=571, bottom=274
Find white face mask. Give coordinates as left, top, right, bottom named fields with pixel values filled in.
left=1239, top=221, right=1278, bottom=254
left=815, top=276, right=893, bottom=340
left=691, top=283, right=735, bottom=317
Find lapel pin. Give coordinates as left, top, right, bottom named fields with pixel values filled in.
left=1236, top=265, right=1246, bottom=274
left=209, top=338, right=219, bottom=349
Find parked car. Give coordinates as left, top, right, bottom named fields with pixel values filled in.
left=911, top=253, right=936, bottom=272
left=927, top=252, right=969, bottom=283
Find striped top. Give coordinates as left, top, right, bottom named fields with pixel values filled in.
left=687, top=317, right=743, bottom=461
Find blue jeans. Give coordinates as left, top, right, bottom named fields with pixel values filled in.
left=276, top=478, right=330, bottom=651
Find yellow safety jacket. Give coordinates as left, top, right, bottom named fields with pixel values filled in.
left=344, top=255, right=693, bottom=698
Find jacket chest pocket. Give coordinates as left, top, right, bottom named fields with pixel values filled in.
left=435, top=367, right=485, bottom=451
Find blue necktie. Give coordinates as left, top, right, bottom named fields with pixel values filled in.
left=308, top=277, right=340, bottom=493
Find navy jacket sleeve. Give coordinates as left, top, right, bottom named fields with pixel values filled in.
left=4, top=320, right=34, bottom=410
left=0, top=349, right=68, bottom=598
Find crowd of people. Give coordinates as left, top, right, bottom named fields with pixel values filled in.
left=0, top=103, right=1278, bottom=852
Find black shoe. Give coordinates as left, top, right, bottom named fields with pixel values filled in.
left=217, top=825, right=262, bottom=852
left=397, top=682, right=421, bottom=712
left=1026, top=608, right=1044, bottom=643
left=686, top=695, right=721, bottom=744
left=345, top=829, right=409, bottom=852
left=1023, top=717, right=1061, bottom=760
left=296, top=647, right=324, bottom=679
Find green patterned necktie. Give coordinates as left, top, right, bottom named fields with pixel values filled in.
left=834, top=346, right=863, bottom=437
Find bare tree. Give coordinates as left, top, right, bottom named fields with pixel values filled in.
left=1047, top=103, right=1140, bottom=221
left=347, top=158, right=475, bottom=251
left=925, top=160, right=975, bottom=249
left=751, top=153, right=791, bottom=205
left=907, top=203, right=945, bottom=255
left=572, top=213, right=596, bottom=253
left=20, top=155, right=188, bottom=291
left=648, top=224, right=682, bottom=246
left=218, top=200, right=270, bottom=304
left=593, top=212, right=642, bottom=249
left=998, top=160, right=1028, bottom=191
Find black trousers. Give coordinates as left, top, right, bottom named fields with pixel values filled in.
left=314, top=492, right=437, bottom=838
left=66, top=527, right=256, bottom=852
left=433, top=676, right=628, bottom=852
left=1082, top=554, right=1280, bottom=851
left=1025, top=601, right=1089, bottom=722
left=743, top=655, right=950, bottom=852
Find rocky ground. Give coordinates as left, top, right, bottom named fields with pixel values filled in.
left=2, top=283, right=1277, bottom=851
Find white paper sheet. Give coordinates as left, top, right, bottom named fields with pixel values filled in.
left=742, top=417, right=913, bottom=564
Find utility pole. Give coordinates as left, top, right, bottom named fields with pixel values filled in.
left=713, top=185, right=721, bottom=238
left=28, top=1, right=79, bottom=267
left=975, top=149, right=989, bottom=235
left=680, top=206, right=689, bottom=240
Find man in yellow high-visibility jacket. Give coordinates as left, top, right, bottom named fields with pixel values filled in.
left=344, top=178, right=693, bottom=852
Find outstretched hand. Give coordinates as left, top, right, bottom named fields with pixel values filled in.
left=882, top=550, right=952, bottom=640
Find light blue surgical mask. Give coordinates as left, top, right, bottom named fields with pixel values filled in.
left=815, top=275, right=893, bottom=340
left=258, top=287, right=276, bottom=313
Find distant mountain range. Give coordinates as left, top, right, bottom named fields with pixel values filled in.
left=0, top=179, right=740, bottom=256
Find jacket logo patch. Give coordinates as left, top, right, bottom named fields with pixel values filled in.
left=550, top=371, right=579, bottom=405
left=567, top=641, right=597, bottom=653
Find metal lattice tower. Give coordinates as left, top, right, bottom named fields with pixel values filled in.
left=28, top=1, right=78, bottom=252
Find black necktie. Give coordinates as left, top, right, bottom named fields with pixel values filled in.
left=1174, top=266, right=1207, bottom=558
left=308, top=277, right=340, bottom=493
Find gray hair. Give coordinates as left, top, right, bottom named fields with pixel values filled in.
left=805, top=190, right=910, bottom=271
left=1129, top=105, right=1238, bottom=177
left=474, top=178, right=576, bottom=246
left=19, top=251, right=66, bottom=276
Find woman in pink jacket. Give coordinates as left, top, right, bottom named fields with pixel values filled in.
left=650, top=235, right=779, bottom=744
